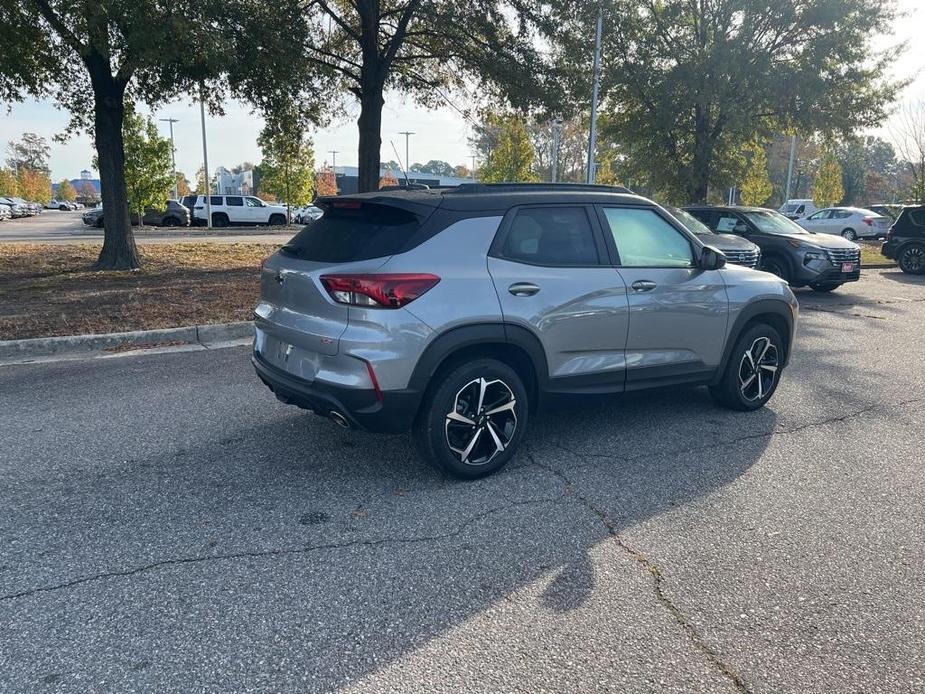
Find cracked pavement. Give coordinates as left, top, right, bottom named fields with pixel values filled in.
left=1, top=268, right=923, bottom=693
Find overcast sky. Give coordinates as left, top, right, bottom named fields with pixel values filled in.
left=2, top=1, right=922, bottom=183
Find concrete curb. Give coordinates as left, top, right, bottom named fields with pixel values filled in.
left=864, top=262, right=897, bottom=269
left=0, top=321, right=253, bottom=362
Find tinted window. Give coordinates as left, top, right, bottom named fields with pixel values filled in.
left=210, top=196, right=222, bottom=206
left=667, top=206, right=713, bottom=235
left=603, top=207, right=693, bottom=267
left=246, top=197, right=264, bottom=207
left=226, top=196, right=243, bottom=206
left=904, top=209, right=925, bottom=227
left=285, top=202, right=423, bottom=262
left=499, top=207, right=598, bottom=266
left=715, top=213, right=743, bottom=233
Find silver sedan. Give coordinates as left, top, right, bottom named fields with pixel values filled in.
left=798, top=206, right=891, bottom=240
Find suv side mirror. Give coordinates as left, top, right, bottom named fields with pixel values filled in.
left=699, top=246, right=726, bottom=271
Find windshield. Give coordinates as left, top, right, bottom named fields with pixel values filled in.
left=742, top=210, right=810, bottom=235
left=666, top=206, right=713, bottom=235
left=781, top=203, right=800, bottom=213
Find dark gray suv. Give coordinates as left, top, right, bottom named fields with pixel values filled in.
left=253, top=185, right=798, bottom=478
left=685, top=205, right=861, bottom=292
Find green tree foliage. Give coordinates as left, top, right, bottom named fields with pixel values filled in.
left=258, top=107, right=315, bottom=207
left=554, top=0, right=903, bottom=202
left=477, top=113, right=538, bottom=183
left=0, top=0, right=320, bottom=269
left=121, top=110, right=174, bottom=220
left=0, top=168, right=19, bottom=196
left=57, top=179, right=77, bottom=201
left=6, top=132, right=50, bottom=174
left=300, top=0, right=551, bottom=192
left=813, top=149, right=845, bottom=208
left=740, top=143, right=773, bottom=206
left=409, top=161, right=456, bottom=177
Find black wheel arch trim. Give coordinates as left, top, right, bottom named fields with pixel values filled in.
left=713, top=299, right=795, bottom=385
left=408, top=322, right=550, bottom=393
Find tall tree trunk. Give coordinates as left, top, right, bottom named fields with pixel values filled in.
left=91, top=74, right=140, bottom=269
left=688, top=110, right=713, bottom=203
left=356, top=85, right=384, bottom=193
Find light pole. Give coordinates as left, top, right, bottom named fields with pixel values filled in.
left=551, top=119, right=562, bottom=183
left=159, top=117, right=179, bottom=198
left=784, top=134, right=797, bottom=203
left=470, top=155, right=476, bottom=180
left=199, top=89, right=211, bottom=229
left=586, top=6, right=603, bottom=184
left=328, top=150, right=339, bottom=172
left=399, top=131, right=414, bottom=177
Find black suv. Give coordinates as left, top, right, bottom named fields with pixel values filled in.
left=881, top=205, right=925, bottom=274
left=685, top=205, right=862, bottom=292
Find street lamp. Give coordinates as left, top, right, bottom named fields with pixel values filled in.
left=399, top=131, right=414, bottom=178
left=328, top=150, right=339, bottom=172
left=159, top=117, right=179, bottom=198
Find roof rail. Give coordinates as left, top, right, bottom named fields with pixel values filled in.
left=447, top=182, right=632, bottom=195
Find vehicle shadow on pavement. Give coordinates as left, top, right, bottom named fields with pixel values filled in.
left=0, top=376, right=777, bottom=691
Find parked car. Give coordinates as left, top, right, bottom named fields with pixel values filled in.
left=0, top=196, right=28, bottom=217
left=0, top=201, right=11, bottom=220
left=190, top=195, right=288, bottom=227
left=685, top=205, right=861, bottom=292
left=868, top=203, right=902, bottom=220
left=81, top=200, right=191, bottom=227
left=293, top=205, right=324, bottom=224
left=797, top=206, right=891, bottom=240
left=253, top=184, right=798, bottom=478
left=881, top=205, right=925, bottom=275
left=778, top=199, right=819, bottom=220
left=46, top=199, right=68, bottom=211
left=140, top=200, right=191, bottom=226
left=665, top=205, right=761, bottom=268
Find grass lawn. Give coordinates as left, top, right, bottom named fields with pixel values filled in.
left=859, top=241, right=891, bottom=267
left=0, top=243, right=278, bottom=340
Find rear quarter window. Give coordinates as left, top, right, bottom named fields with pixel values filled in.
left=284, top=203, right=425, bottom=262
left=904, top=209, right=925, bottom=227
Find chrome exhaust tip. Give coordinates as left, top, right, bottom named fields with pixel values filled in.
left=329, top=411, right=351, bottom=429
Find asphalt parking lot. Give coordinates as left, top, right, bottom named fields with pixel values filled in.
left=1, top=268, right=923, bottom=693
left=0, top=210, right=292, bottom=244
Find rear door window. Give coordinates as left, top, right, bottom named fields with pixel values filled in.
left=496, top=206, right=599, bottom=266
left=226, top=196, right=243, bottom=206
left=210, top=196, right=223, bottom=206
left=284, top=202, right=425, bottom=262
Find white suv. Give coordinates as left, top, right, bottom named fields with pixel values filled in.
left=192, top=195, right=288, bottom=227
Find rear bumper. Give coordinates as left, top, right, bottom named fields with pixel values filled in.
left=252, top=353, right=423, bottom=434
left=881, top=241, right=897, bottom=259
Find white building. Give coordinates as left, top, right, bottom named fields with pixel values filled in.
left=215, top=167, right=254, bottom=195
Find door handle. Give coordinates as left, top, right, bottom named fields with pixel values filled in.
left=508, top=282, right=540, bottom=297
left=631, top=280, right=657, bottom=292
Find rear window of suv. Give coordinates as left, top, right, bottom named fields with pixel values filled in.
left=284, top=202, right=425, bottom=262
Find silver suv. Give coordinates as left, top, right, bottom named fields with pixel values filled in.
left=253, top=184, right=798, bottom=478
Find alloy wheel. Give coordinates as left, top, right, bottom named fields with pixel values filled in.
left=444, top=377, right=517, bottom=466
left=738, top=336, right=779, bottom=402
left=901, top=246, right=924, bottom=273
left=842, top=229, right=857, bottom=240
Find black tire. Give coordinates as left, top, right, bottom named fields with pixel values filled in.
left=268, top=213, right=286, bottom=226
left=59, top=205, right=68, bottom=211
left=841, top=228, right=857, bottom=241
left=709, top=323, right=784, bottom=411
left=413, top=358, right=528, bottom=479
left=898, top=244, right=925, bottom=275
left=761, top=256, right=791, bottom=284
left=810, top=283, right=841, bottom=292
left=212, top=213, right=229, bottom=228
left=161, top=216, right=180, bottom=227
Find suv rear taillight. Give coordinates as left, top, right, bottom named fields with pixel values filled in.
left=863, top=217, right=874, bottom=226
left=320, top=274, right=440, bottom=308
left=886, top=226, right=894, bottom=242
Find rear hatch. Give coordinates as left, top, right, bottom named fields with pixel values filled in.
left=255, top=197, right=438, bottom=359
